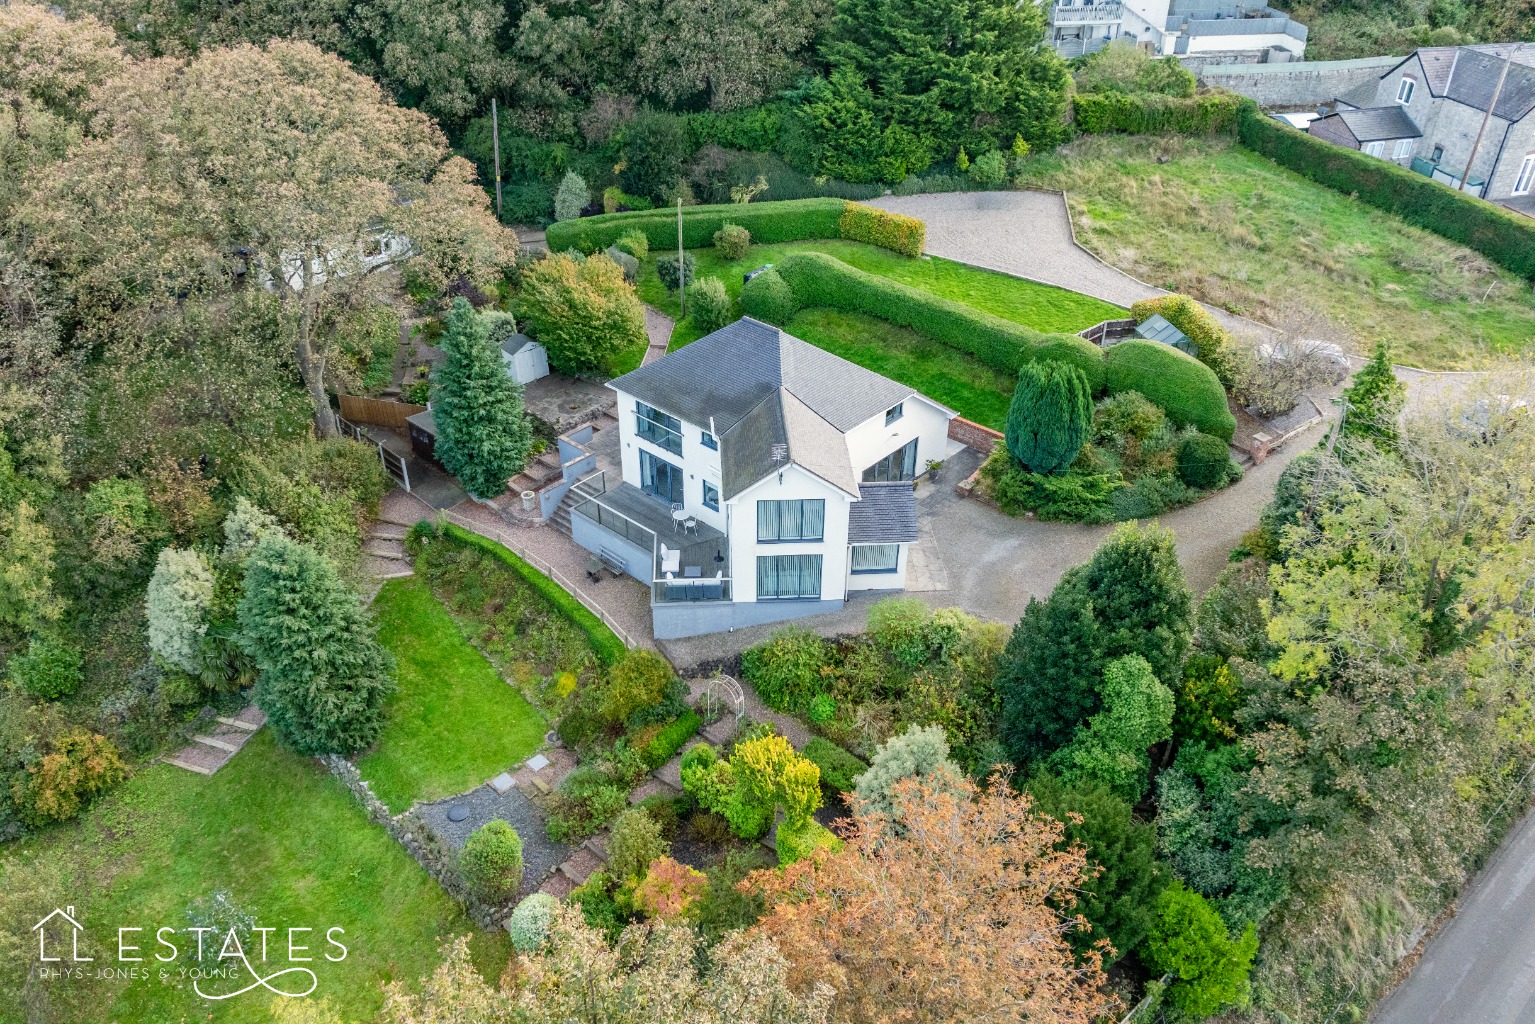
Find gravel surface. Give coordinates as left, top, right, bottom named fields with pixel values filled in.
left=417, top=783, right=569, bottom=897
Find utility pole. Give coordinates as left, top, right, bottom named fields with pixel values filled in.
left=677, top=198, right=686, bottom=319
left=1461, top=43, right=1522, bottom=195
left=491, top=98, right=503, bottom=220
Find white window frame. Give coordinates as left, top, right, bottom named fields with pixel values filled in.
left=1393, top=139, right=1414, bottom=160
left=1364, top=141, right=1386, bottom=158
left=1515, top=154, right=1535, bottom=197
left=1396, top=77, right=1415, bottom=104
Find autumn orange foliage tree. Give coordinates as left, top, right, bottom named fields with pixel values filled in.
left=746, top=771, right=1115, bottom=1024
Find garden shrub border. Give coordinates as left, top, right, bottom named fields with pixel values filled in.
left=1074, top=91, right=1244, bottom=136
left=545, top=198, right=848, bottom=253
left=641, top=710, right=702, bottom=769
left=439, top=522, right=628, bottom=665
left=838, top=203, right=925, bottom=257
left=1235, top=101, right=1535, bottom=281
left=1103, top=340, right=1236, bottom=441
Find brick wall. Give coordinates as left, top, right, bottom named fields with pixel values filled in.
left=948, top=416, right=1004, bottom=451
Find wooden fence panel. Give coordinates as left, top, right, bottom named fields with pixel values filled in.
left=337, top=394, right=426, bottom=431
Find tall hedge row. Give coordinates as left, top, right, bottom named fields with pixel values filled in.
left=1074, top=91, right=1244, bottom=136
left=544, top=198, right=848, bottom=253
left=1104, top=340, right=1236, bottom=440
left=774, top=252, right=1109, bottom=391
left=839, top=203, right=926, bottom=256
left=1235, top=102, right=1535, bottom=280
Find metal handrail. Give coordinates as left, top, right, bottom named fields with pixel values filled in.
left=440, top=510, right=639, bottom=650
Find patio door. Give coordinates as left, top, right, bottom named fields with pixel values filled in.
left=639, top=450, right=683, bottom=504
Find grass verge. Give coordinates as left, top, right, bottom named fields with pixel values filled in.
left=358, top=577, right=547, bottom=812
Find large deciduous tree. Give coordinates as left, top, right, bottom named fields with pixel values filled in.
left=236, top=533, right=394, bottom=754
left=18, top=39, right=516, bottom=437
left=431, top=299, right=533, bottom=500
left=748, top=772, right=1115, bottom=1024
left=516, top=252, right=646, bottom=375
left=355, top=0, right=513, bottom=125
left=1005, top=361, right=1092, bottom=475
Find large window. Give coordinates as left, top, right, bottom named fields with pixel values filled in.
left=863, top=438, right=918, bottom=482
left=635, top=402, right=682, bottom=455
left=1516, top=154, right=1535, bottom=196
left=1396, top=77, right=1415, bottom=104
left=850, top=544, right=900, bottom=574
left=757, top=554, right=822, bottom=600
left=639, top=450, right=683, bottom=504
left=757, top=499, right=825, bottom=542
left=1393, top=139, right=1413, bottom=160
left=1364, top=141, right=1385, bottom=158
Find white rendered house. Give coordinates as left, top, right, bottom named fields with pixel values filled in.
left=567, top=317, right=956, bottom=640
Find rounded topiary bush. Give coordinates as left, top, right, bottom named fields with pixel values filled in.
left=1177, top=433, right=1232, bottom=489
left=458, top=819, right=524, bottom=903
left=1104, top=340, right=1236, bottom=441
left=689, top=276, right=733, bottom=334
left=739, top=268, right=798, bottom=327
left=506, top=892, right=559, bottom=952
left=713, top=222, right=751, bottom=260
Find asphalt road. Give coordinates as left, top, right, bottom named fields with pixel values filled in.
left=1372, top=804, right=1535, bottom=1024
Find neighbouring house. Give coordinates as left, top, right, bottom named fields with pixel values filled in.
left=1046, top=0, right=1306, bottom=63
left=566, top=317, right=956, bottom=640
left=1308, top=44, right=1535, bottom=213
left=500, top=332, right=550, bottom=385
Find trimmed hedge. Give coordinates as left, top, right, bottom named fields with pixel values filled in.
left=839, top=203, right=926, bottom=257
left=1074, top=91, right=1244, bottom=136
left=1130, top=294, right=1233, bottom=384
left=1236, top=101, right=1535, bottom=281
left=774, top=252, right=1109, bottom=391
left=545, top=198, right=848, bottom=254
left=1104, top=340, right=1236, bottom=441
left=641, top=710, right=702, bottom=769
left=440, top=522, right=628, bottom=665
left=802, top=737, right=868, bottom=793
left=739, top=267, right=799, bottom=326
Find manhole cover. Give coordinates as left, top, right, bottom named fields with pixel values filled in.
left=446, top=804, right=470, bottom=822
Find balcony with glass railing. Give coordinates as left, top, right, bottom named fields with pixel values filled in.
left=568, top=473, right=732, bottom=604
left=634, top=403, right=683, bottom=455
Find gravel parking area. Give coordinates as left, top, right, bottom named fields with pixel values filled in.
left=417, top=783, right=569, bottom=898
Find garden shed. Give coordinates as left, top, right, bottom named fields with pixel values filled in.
left=501, top=333, right=550, bottom=385
left=406, top=408, right=442, bottom=466
left=1135, top=314, right=1199, bottom=357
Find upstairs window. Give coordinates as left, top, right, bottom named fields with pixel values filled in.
left=635, top=402, right=682, bottom=455
left=1396, top=77, right=1415, bottom=104
left=1516, top=154, right=1535, bottom=196
left=703, top=480, right=720, bottom=511
left=757, top=499, right=825, bottom=543
left=701, top=430, right=718, bottom=451
left=885, top=403, right=904, bottom=426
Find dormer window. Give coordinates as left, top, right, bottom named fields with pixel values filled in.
left=1396, top=77, right=1415, bottom=104
left=885, top=403, right=904, bottom=426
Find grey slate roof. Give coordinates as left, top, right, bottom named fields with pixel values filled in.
left=1443, top=46, right=1535, bottom=122
left=848, top=483, right=919, bottom=545
left=1333, top=105, right=1423, bottom=141
left=501, top=332, right=537, bottom=357
left=611, top=318, right=950, bottom=500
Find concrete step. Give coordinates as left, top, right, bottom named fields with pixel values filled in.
left=582, top=833, right=609, bottom=862
left=194, top=723, right=254, bottom=753
left=537, top=872, right=576, bottom=898
left=360, top=555, right=414, bottom=580
left=167, top=742, right=228, bottom=775
left=363, top=538, right=406, bottom=559
left=370, top=523, right=409, bottom=541
left=217, top=706, right=267, bottom=731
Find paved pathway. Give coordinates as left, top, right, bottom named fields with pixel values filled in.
left=641, top=306, right=674, bottom=366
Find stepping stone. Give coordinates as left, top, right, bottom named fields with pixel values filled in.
left=489, top=772, right=516, bottom=795
left=525, top=753, right=551, bottom=772
left=558, top=848, right=604, bottom=886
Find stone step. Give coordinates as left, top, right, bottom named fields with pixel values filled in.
left=193, top=723, right=253, bottom=753
left=582, top=833, right=609, bottom=862
left=363, top=538, right=406, bottom=559
left=167, top=742, right=228, bottom=775
left=557, top=847, right=605, bottom=886
left=360, top=555, right=414, bottom=580
left=701, top=717, right=737, bottom=746
left=537, top=872, right=576, bottom=899
left=216, top=706, right=267, bottom=731
left=628, top=778, right=680, bottom=805
left=370, top=523, right=409, bottom=541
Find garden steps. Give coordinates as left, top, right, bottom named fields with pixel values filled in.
left=557, top=847, right=605, bottom=886
left=363, top=537, right=407, bottom=559
left=371, top=523, right=410, bottom=541
left=582, top=832, right=609, bottom=862
left=627, top=777, right=680, bottom=805
left=537, top=872, right=575, bottom=898
left=168, top=705, right=265, bottom=775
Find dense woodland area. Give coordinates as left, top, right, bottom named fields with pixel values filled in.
left=3, top=1, right=1535, bottom=1022
left=1274, top=0, right=1534, bottom=59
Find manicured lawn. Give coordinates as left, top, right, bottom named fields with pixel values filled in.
left=1015, top=135, right=1535, bottom=369
left=637, top=238, right=1124, bottom=348
left=0, top=731, right=510, bottom=1023
left=358, top=576, right=547, bottom=812
left=787, top=308, right=1016, bottom=430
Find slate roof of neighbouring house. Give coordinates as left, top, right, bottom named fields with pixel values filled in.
left=1387, top=45, right=1535, bottom=121
left=610, top=317, right=954, bottom=500
left=847, top=482, right=919, bottom=544
left=1331, top=105, right=1424, bottom=141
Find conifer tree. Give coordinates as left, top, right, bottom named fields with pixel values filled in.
left=1341, top=340, right=1405, bottom=445
left=1004, top=361, right=1092, bottom=475
left=432, top=298, right=533, bottom=500
left=237, top=534, right=393, bottom=755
